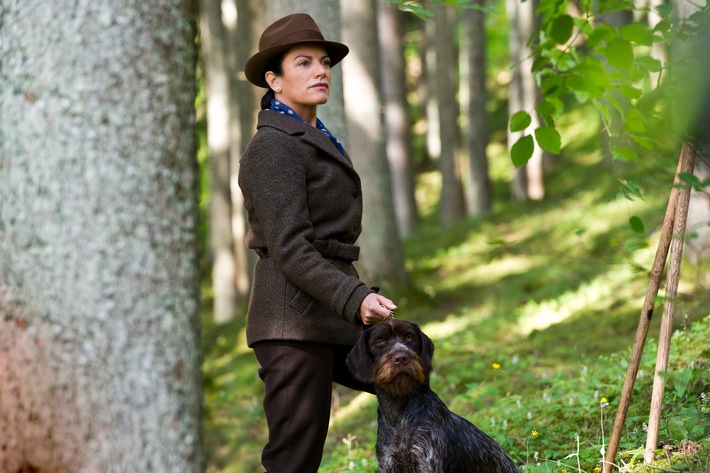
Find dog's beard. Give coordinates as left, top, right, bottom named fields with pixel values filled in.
left=373, top=354, right=426, bottom=397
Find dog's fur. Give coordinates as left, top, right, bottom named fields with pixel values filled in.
left=347, top=319, right=520, bottom=473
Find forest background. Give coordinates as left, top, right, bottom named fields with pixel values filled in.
left=199, top=0, right=709, bottom=472
left=1, top=0, right=708, bottom=472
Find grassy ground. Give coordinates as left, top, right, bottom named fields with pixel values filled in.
left=201, top=111, right=710, bottom=472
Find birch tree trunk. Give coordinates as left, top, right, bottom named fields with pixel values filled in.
left=461, top=1, right=492, bottom=217
left=507, top=0, right=545, bottom=201
left=378, top=0, right=420, bottom=236
left=201, top=0, right=240, bottom=323
left=342, top=0, right=408, bottom=289
left=0, top=1, right=203, bottom=471
left=434, top=3, right=466, bottom=226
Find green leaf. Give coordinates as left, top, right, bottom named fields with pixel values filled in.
left=537, top=97, right=564, bottom=124
left=623, top=108, right=646, bottom=133
left=620, top=23, right=653, bottom=45
left=531, top=56, right=551, bottom=73
left=636, top=56, right=662, bottom=73
left=551, top=15, right=574, bottom=44
left=510, top=111, right=532, bottom=132
left=655, top=3, right=673, bottom=17
left=611, top=146, right=640, bottom=162
left=619, top=178, right=644, bottom=201
left=620, top=85, right=643, bottom=100
left=511, top=135, right=534, bottom=168
left=605, top=38, right=634, bottom=70
left=629, top=216, right=645, bottom=233
left=586, top=24, right=616, bottom=48
left=679, top=172, right=705, bottom=190
left=541, top=76, right=564, bottom=96
left=534, top=126, right=562, bottom=154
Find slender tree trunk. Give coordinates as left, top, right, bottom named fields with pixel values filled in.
left=231, top=0, right=262, bottom=304
left=507, top=0, right=545, bottom=200
left=342, top=0, right=408, bottom=289
left=0, top=1, right=203, bottom=471
left=434, top=3, right=466, bottom=226
left=378, top=0, right=420, bottom=236
left=425, top=15, right=441, bottom=166
left=461, top=0, right=492, bottom=217
left=201, top=0, right=240, bottom=323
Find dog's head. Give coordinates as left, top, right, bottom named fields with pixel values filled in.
left=346, top=319, right=435, bottom=397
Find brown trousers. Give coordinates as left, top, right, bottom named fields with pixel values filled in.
left=253, top=340, right=374, bottom=473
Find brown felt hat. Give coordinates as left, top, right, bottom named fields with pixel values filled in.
left=244, top=13, right=349, bottom=88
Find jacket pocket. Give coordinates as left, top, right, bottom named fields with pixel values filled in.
left=289, top=288, right=314, bottom=314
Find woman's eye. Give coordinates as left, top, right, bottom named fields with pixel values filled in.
left=322, top=60, right=331, bottom=68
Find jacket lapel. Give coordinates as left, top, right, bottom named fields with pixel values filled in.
left=258, top=110, right=356, bottom=170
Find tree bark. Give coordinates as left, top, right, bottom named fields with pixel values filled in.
left=461, top=0, right=492, bottom=217
left=378, top=0, right=420, bottom=236
left=342, top=0, right=408, bottom=289
left=201, top=0, right=240, bottom=323
left=0, top=1, right=203, bottom=471
left=507, top=0, right=545, bottom=201
left=434, top=3, right=466, bottom=226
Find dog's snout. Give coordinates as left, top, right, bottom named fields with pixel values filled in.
left=393, top=352, right=410, bottom=365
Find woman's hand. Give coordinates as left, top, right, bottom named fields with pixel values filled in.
left=359, top=292, right=397, bottom=326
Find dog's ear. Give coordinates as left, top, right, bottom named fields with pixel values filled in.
left=418, top=327, right=435, bottom=376
left=346, top=329, right=375, bottom=384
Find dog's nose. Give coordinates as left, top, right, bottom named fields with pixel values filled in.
left=393, top=352, right=410, bottom=365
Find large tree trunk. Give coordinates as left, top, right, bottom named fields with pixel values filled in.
left=461, top=0, right=492, bottom=217
left=0, top=1, right=203, bottom=472
left=342, top=0, right=408, bottom=289
left=434, top=3, right=466, bottom=226
left=507, top=0, right=545, bottom=201
left=377, top=0, right=420, bottom=236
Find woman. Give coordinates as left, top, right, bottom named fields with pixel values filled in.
left=239, top=13, right=398, bottom=473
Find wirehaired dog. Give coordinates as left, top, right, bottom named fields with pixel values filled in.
left=346, top=319, right=520, bottom=473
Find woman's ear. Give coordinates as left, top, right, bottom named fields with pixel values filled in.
left=265, top=71, right=281, bottom=93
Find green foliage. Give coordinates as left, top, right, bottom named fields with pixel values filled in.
left=509, top=0, right=710, bottom=169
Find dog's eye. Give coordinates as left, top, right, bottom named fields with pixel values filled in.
left=404, top=334, right=414, bottom=342
left=375, top=338, right=386, bottom=346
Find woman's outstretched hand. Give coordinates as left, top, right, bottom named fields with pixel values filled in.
left=359, top=293, right=397, bottom=326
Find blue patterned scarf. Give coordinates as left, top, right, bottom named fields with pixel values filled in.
left=269, top=99, right=346, bottom=156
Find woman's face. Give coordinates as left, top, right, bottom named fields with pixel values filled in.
left=267, top=44, right=332, bottom=120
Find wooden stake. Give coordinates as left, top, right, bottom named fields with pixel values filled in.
left=602, top=144, right=694, bottom=473
left=644, top=144, right=696, bottom=463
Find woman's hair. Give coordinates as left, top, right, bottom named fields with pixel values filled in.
left=260, top=52, right=285, bottom=110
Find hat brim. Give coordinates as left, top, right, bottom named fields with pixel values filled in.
left=244, top=40, right=349, bottom=88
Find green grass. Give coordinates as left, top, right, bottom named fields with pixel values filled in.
left=201, top=107, right=710, bottom=472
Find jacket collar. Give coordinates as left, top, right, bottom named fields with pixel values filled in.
left=257, top=110, right=355, bottom=169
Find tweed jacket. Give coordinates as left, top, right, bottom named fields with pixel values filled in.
left=238, top=110, right=374, bottom=347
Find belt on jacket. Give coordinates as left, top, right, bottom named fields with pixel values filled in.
left=255, top=239, right=360, bottom=264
